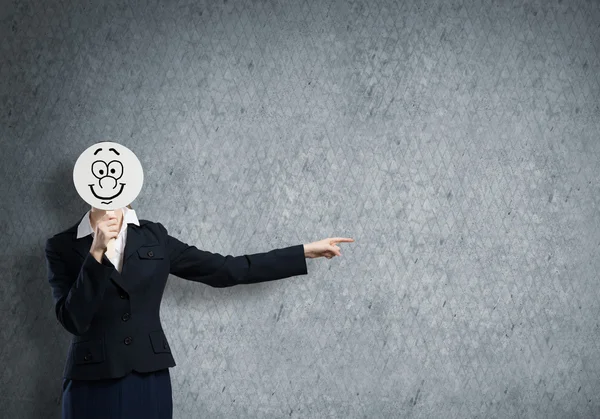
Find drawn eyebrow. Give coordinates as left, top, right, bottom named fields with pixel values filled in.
left=93, top=147, right=120, bottom=155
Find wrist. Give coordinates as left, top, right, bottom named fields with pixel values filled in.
left=90, top=248, right=104, bottom=263
left=303, top=244, right=314, bottom=259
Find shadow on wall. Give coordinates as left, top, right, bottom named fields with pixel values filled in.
left=14, top=161, right=89, bottom=419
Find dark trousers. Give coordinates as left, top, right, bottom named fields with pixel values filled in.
left=62, top=369, right=173, bottom=419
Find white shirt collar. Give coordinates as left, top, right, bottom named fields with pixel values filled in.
left=76, top=206, right=140, bottom=239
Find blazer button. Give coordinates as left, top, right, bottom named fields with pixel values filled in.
left=147, top=250, right=154, bottom=258
left=121, top=312, right=131, bottom=322
left=163, top=341, right=168, bottom=349
left=119, top=293, right=127, bottom=299
left=124, top=336, right=133, bottom=345
left=84, top=353, right=93, bottom=361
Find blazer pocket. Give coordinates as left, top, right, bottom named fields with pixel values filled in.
left=73, top=339, right=105, bottom=365
left=138, top=245, right=164, bottom=260
left=149, top=330, right=171, bottom=354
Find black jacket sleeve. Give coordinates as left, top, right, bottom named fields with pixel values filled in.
left=157, top=222, right=308, bottom=287
left=45, top=238, right=115, bottom=336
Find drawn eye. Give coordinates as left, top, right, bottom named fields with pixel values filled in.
left=91, top=160, right=108, bottom=179
left=107, top=160, right=124, bottom=179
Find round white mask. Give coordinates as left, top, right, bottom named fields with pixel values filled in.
left=73, top=141, right=144, bottom=210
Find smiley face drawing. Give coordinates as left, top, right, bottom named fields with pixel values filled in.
left=73, top=141, right=144, bottom=210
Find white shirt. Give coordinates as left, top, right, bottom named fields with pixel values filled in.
left=76, top=206, right=140, bottom=272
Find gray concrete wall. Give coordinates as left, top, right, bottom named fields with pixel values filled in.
left=1, top=0, right=599, bottom=417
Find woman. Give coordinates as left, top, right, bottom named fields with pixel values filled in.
left=45, top=204, right=354, bottom=419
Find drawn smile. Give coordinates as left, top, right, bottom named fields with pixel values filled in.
left=89, top=183, right=126, bottom=202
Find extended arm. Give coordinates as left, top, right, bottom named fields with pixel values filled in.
left=158, top=222, right=307, bottom=287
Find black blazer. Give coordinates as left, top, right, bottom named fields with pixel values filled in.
left=45, top=214, right=308, bottom=380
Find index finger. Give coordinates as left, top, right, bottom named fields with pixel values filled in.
left=331, top=238, right=355, bottom=243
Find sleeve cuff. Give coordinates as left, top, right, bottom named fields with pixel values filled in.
left=281, top=244, right=308, bottom=277
left=82, top=251, right=115, bottom=280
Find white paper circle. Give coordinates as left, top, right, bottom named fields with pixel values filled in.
left=73, top=141, right=144, bottom=210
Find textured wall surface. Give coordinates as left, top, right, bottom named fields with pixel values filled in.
left=1, top=0, right=600, bottom=418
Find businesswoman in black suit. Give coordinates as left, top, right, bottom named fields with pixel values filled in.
left=46, top=204, right=353, bottom=419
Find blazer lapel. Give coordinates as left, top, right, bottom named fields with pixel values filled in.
left=70, top=222, right=152, bottom=294
left=119, top=224, right=160, bottom=291
left=71, top=234, right=95, bottom=261
left=122, top=224, right=150, bottom=265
